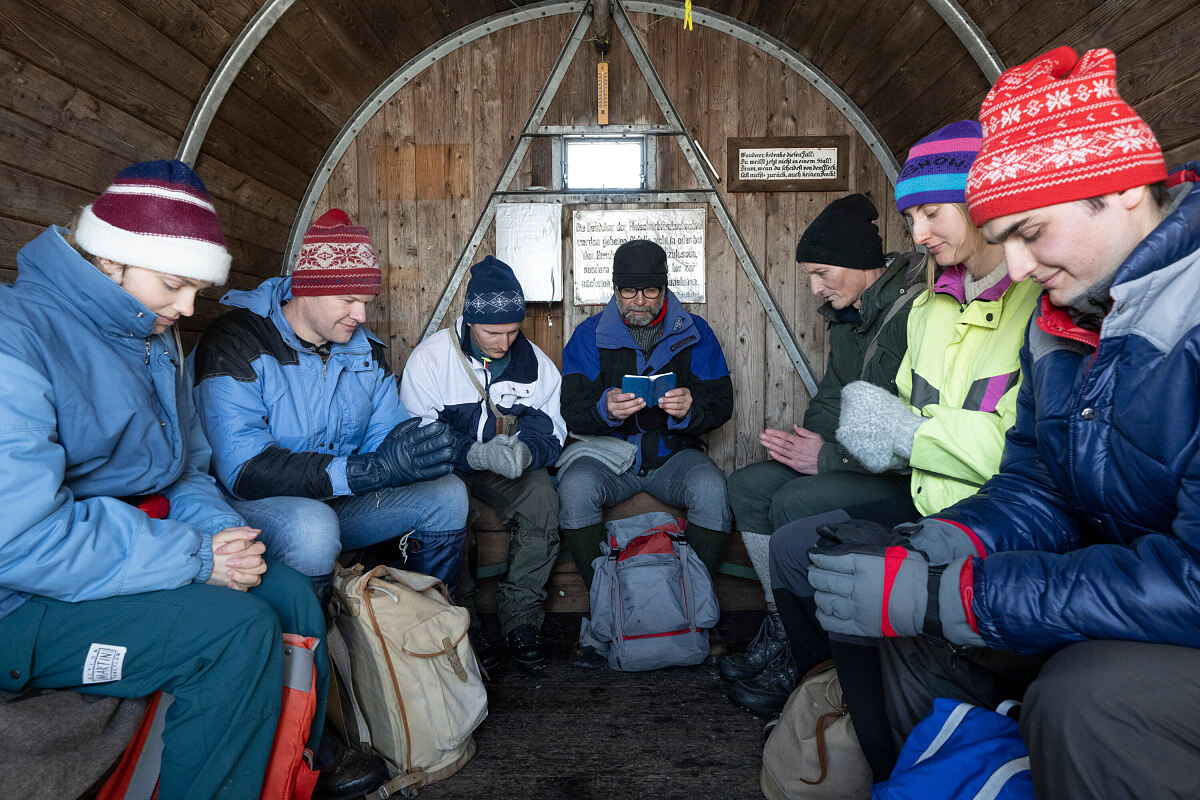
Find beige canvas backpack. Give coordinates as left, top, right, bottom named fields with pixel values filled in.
left=328, top=564, right=488, bottom=798
left=761, top=661, right=873, bottom=800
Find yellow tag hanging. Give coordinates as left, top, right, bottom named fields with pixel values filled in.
left=683, top=0, right=693, bottom=30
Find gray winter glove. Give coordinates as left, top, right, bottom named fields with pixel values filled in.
left=467, top=434, right=532, bottom=480
left=836, top=381, right=926, bottom=473
left=896, top=519, right=984, bottom=565
left=807, top=530, right=985, bottom=646
left=346, top=418, right=455, bottom=494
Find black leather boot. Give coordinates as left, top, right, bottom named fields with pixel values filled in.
left=313, top=732, right=388, bottom=800
left=728, top=643, right=798, bottom=717
left=468, top=613, right=503, bottom=675
left=720, top=605, right=787, bottom=681
left=507, top=623, right=548, bottom=672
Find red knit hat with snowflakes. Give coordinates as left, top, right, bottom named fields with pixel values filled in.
left=291, top=209, right=381, bottom=296
left=966, top=47, right=1166, bottom=228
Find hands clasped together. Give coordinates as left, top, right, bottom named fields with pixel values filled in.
left=467, top=433, right=533, bottom=480
left=346, top=417, right=456, bottom=494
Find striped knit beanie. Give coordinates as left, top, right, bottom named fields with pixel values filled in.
left=895, top=120, right=983, bottom=214
left=291, top=209, right=382, bottom=296
left=967, top=47, right=1166, bottom=227
left=74, top=160, right=231, bottom=284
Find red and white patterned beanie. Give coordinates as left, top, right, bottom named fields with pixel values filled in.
left=75, top=159, right=231, bottom=284
left=291, top=208, right=382, bottom=296
left=967, top=47, right=1166, bottom=228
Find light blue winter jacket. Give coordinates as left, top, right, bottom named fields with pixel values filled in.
left=193, top=276, right=412, bottom=500
left=0, top=227, right=241, bottom=621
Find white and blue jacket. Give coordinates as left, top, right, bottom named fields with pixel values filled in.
left=193, top=276, right=413, bottom=500
left=399, top=317, right=566, bottom=473
left=0, top=227, right=240, bottom=632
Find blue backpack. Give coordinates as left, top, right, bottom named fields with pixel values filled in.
left=873, top=698, right=1033, bottom=800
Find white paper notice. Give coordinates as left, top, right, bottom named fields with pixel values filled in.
left=572, top=208, right=706, bottom=305
left=83, top=643, right=127, bottom=684
left=497, top=203, right=563, bottom=302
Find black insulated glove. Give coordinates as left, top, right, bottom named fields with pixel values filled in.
left=346, top=418, right=455, bottom=494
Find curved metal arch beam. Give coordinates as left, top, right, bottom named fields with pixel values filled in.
left=285, top=0, right=899, bottom=269
left=177, top=0, right=297, bottom=166
left=925, top=0, right=1004, bottom=83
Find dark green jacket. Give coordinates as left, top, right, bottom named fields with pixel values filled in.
left=804, top=251, right=923, bottom=474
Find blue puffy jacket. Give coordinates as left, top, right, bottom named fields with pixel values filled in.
left=193, top=276, right=412, bottom=501
left=936, top=166, right=1200, bottom=654
left=0, top=228, right=241, bottom=623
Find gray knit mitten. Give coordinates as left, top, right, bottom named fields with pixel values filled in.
left=836, top=381, right=926, bottom=473
left=467, top=434, right=532, bottom=479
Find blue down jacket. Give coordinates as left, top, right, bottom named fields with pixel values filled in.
left=193, top=276, right=412, bottom=500
left=937, top=166, right=1200, bottom=654
left=560, top=291, right=733, bottom=473
left=0, top=228, right=240, bottom=623
left=399, top=317, right=566, bottom=473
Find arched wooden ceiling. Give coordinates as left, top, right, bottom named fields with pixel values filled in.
left=1, top=0, right=1197, bottom=294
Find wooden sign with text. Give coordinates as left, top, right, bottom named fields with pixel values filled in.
left=727, top=136, right=849, bottom=192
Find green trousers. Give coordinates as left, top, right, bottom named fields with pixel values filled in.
left=459, top=468, right=560, bottom=636
left=0, top=561, right=327, bottom=800
left=726, top=460, right=909, bottom=534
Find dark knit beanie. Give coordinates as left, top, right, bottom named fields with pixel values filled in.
left=794, top=194, right=885, bottom=270
left=612, top=239, right=668, bottom=288
left=464, top=255, right=525, bottom=324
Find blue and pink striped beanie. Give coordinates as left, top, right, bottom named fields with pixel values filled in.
left=75, top=160, right=231, bottom=284
left=894, top=120, right=983, bottom=214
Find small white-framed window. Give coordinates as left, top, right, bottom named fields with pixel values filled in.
left=563, top=136, right=648, bottom=190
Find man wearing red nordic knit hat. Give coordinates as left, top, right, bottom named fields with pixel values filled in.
left=804, top=46, right=1200, bottom=799
left=192, top=209, right=470, bottom=793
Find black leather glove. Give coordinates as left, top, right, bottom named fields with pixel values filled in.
left=346, top=418, right=455, bottom=494
left=811, top=519, right=907, bottom=556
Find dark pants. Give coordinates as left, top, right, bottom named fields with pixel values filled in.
left=727, top=459, right=909, bottom=534
left=1021, top=640, right=1200, bottom=800
left=0, top=561, right=327, bottom=800
left=459, top=468, right=560, bottom=637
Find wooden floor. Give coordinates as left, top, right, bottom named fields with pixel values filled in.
left=419, top=611, right=770, bottom=800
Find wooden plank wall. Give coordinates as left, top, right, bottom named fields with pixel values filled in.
left=315, top=13, right=912, bottom=481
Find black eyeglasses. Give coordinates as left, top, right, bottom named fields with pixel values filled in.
left=616, top=286, right=663, bottom=300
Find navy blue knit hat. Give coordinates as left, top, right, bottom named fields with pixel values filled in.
left=464, top=256, right=525, bottom=324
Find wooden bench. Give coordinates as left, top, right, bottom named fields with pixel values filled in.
left=468, top=492, right=763, bottom=613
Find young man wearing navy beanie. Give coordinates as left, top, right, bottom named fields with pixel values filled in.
left=401, top=256, right=567, bottom=673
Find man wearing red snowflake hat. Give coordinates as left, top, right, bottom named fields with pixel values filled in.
left=194, top=209, right=467, bottom=604
left=804, top=47, right=1200, bottom=796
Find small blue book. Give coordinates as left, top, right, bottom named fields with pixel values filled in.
left=621, top=372, right=676, bottom=406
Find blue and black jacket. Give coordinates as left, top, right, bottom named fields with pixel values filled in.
left=561, top=290, right=733, bottom=473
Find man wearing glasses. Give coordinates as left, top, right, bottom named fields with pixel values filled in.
left=558, top=239, right=734, bottom=666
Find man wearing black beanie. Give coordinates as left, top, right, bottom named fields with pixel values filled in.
left=558, top=239, right=735, bottom=666
left=721, top=194, right=924, bottom=715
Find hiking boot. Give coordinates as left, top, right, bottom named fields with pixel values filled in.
left=507, top=623, right=548, bottom=673
left=728, top=644, right=797, bottom=717
left=720, top=608, right=788, bottom=682
left=313, top=734, right=388, bottom=800
left=467, top=617, right=502, bottom=675
left=569, top=640, right=607, bottom=669
left=705, top=626, right=727, bottom=666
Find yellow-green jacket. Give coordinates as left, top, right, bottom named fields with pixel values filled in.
left=898, top=265, right=1040, bottom=516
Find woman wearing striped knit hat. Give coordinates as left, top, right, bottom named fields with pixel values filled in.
left=0, top=160, right=327, bottom=799
left=760, top=121, right=1041, bottom=780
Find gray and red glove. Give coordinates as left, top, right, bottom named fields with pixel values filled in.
left=806, top=520, right=984, bottom=645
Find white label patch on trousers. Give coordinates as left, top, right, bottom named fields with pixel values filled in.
left=82, top=643, right=127, bottom=684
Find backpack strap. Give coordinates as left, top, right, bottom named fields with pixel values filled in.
left=859, top=284, right=923, bottom=380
